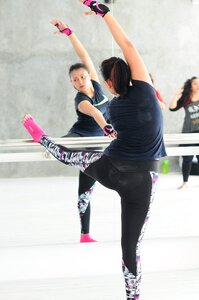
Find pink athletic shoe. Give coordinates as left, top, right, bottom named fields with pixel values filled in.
left=23, top=114, right=46, bottom=143
left=80, top=234, right=97, bottom=243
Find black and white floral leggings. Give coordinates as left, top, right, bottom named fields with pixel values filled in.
left=41, top=135, right=158, bottom=300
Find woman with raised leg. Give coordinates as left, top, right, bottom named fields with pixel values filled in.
left=23, top=1, right=166, bottom=299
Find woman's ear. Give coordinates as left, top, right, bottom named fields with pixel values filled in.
left=104, top=79, right=112, bottom=89
left=104, top=79, right=118, bottom=95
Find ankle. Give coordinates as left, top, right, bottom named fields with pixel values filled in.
left=178, top=182, right=188, bottom=189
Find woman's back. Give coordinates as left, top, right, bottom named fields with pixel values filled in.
left=104, top=80, right=166, bottom=160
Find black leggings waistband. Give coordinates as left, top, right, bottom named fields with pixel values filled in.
left=105, top=156, right=159, bottom=173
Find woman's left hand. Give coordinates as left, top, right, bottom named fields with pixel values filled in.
left=103, top=124, right=117, bottom=138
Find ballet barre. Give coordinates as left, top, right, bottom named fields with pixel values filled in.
left=0, top=133, right=199, bottom=163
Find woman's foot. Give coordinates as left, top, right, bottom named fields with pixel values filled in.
left=80, top=233, right=97, bottom=243
left=22, top=114, right=46, bottom=143
left=178, top=182, right=188, bottom=189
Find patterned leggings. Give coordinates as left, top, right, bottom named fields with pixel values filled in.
left=62, top=132, right=96, bottom=234
left=40, top=136, right=158, bottom=300
left=78, top=171, right=96, bottom=234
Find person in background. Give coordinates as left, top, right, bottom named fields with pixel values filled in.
left=169, top=76, right=199, bottom=189
left=51, top=18, right=116, bottom=243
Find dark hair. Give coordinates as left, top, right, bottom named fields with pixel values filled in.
left=178, top=76, right=198, bottom=107
left=100, top=57, right=131, bottom=96
left=69, top=63, right=89, bottom=76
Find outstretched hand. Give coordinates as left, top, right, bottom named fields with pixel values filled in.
left=79, top=0, right=94, bottom=16
left=80, top=0, right=110, bottom=17
left=51, top=19, right=72, bottom=36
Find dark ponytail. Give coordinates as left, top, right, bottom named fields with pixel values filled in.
left=100, top=57, right=131, bottom=96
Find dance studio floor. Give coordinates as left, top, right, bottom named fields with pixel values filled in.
left=0, top=173, right=199, bottom=300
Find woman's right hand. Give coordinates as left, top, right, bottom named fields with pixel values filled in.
left=169, top=86, right=183, bottom=109
left=174, top=86, right=183, bottom=100
left=176, top=86, right=183, bottom=97
left=51, top=19, right=72, bottom=35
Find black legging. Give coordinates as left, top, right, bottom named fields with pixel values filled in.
left=180, top=144, right=199, bottom=182
left=40, top=135, right=158, bottom=300
left=182, top=155, right=199, bottom=182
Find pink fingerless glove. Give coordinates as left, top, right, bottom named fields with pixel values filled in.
left=54, top=23, right=73, bottom=36
left=83, top=0, right=110, bottom=17
left=103, top=124, right=117, bottom=136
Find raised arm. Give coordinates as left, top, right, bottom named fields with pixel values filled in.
left=169, top=87, right=183, bottom=110
left=51, top=18, right=99, bottom=82
left=81, top=1, right=152, bottom=84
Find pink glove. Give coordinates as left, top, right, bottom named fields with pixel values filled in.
left=103, top=124, right=117, bottom=137
left=83, top=0, right=110, bottom=17
left=54, top=23, right=73, bottom=36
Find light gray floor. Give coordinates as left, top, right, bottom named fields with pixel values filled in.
left=0, top=269, right=199, bottom=300
left=0, top=173, right=199, bottom=300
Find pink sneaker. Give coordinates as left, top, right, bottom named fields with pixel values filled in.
left=23, top=114, right=46, bottom=143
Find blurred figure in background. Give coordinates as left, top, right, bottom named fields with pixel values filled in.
left=169, top=76, right=199, bottom=189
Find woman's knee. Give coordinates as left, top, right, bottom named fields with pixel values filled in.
left=85, top=156, right=117, bottom=190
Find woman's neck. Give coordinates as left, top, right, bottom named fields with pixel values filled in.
left=84, top=84, right=94, bottom=98
left=191, top=92, right=199, bottom=102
